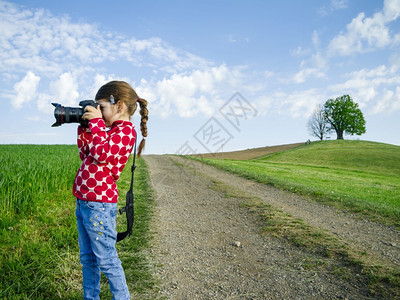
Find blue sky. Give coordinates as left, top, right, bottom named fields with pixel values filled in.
left=1, top=0, right=400, bottom=154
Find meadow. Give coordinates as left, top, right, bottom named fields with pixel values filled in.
left=0, top=145, right=156, bottom=299
left=192, top=140, right=400, bottom=229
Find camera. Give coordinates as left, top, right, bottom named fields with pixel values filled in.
left=51, top=100, right=98, bottom=127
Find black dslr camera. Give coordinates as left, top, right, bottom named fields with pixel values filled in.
left=51, top=100, right=98, bottom=127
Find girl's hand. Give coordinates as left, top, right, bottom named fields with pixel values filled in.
left=82, top=105, right=102, bottom=121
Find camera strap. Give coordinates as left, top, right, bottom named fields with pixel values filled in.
left=116, top=130, right=137, bottom=243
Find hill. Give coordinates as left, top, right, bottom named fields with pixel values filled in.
left=194, top=142, right=303, bottom=160
left=191, top=140, right=400, bottom=228
left=195, top=140, right=400, bottom=177
left=259, top=140, right=400, bottom=176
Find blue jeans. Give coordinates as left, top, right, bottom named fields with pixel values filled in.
left=75, top=199, right=130, bottom=300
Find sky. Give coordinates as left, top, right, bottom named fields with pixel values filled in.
left=1, top=0, right=400, bottom=155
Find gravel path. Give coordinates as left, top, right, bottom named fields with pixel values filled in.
left=144, top=155, right=399, bottom=299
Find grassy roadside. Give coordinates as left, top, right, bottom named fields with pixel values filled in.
left=208, top=178, right=400, bottom=298
left=0, top=145, right=157, bottom=299
left=189, top=140, right=400, bottom=229
left=105, top=156, right=159, bottom=299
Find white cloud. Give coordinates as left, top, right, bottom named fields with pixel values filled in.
left=37, top=93, right=53, bottom=114
left=35, top=72, right=81, bottom=114
left=0, top=1, right=213, bottom=116
left=250, top=87, right=330, bottom=119
left=328, top=0, right=400, bottom=56
left=142, top=65, right=241, bottom=118
left=331, top=0, right=348, bottom=10
left=383, top=0, right=400, bottom=21
left=291, top=46, right=311, bottom=57
left=370, top=87, right=400, bottom=114
left=12, top=71, right=40, bottom=109
left=318, top=0, right=348, bottom=16
left=0, top=1, right=209, bottom=77
left=291, top=32, right=328, bottom=84
left=49, top=72, right=79, bottom=106
left=328, top=65, right=400, bottom=114
left=312, top=30, right=320, bottom=49
left=227, top=34, right=250, bottom=44
left=289, top=0, right=400, bottom=119
left=292, top=68, right=325, bottom=84
left=277, top=89, right=327, bottom=118
left=275, top=61, right=400, bottom=118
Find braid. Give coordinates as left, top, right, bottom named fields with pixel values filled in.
left=137, top=98, right=148, bottom=157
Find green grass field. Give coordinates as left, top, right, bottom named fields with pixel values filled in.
left=192, top=140, right=400, bottom=229
left=0, top=145, right=156, bottom=299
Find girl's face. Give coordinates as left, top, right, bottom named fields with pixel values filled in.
left=97, top=100, right=118, bottom=127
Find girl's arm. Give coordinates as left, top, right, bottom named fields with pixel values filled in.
left=88, top=118, right=136, bottom=164
left=77, top=125, right=91, bottom=161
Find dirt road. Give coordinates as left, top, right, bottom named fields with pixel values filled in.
left=144, top=155, right=400, bottom=299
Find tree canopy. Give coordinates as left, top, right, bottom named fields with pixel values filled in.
left=323, top=95, right=366, bottom=140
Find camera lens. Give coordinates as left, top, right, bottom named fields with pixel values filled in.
left=51, top=100, right=97, bottom=127
left=51, top=103, right=83, bottom=127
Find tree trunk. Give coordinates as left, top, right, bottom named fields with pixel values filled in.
left=336, top=130, right=344, bottom=139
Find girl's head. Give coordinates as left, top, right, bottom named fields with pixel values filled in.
left=95, top=80, right=148, bottom=157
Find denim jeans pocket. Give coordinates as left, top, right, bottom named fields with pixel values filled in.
left=85, top=200, right=104, bottom=210
left=110, top=205, right=118, bottom=218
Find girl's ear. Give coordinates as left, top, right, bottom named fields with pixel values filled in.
left=116, top=101, right=124, bottom=113
left=117, top=101, right=128, bottom=115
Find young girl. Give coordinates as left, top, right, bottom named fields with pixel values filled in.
left=73, top=81, right=148, bottom=299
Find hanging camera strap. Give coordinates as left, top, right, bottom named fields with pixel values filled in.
left=116, top=130, right=137, bottom=243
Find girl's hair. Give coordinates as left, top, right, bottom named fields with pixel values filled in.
left=95, top=80, right=148, bottom=157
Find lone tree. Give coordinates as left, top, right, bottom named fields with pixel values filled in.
left=323, top=95, right=366, bottom=140
left=307, top=104, right=328, bottom=140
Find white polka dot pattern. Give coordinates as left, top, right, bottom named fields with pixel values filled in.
left=73, top=118, right=136, bottom=203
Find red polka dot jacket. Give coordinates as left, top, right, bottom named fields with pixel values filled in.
left=73, top=118, right=136, bottom=203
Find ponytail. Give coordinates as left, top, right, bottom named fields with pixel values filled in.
left=137, top=98, right=148, bottom=158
